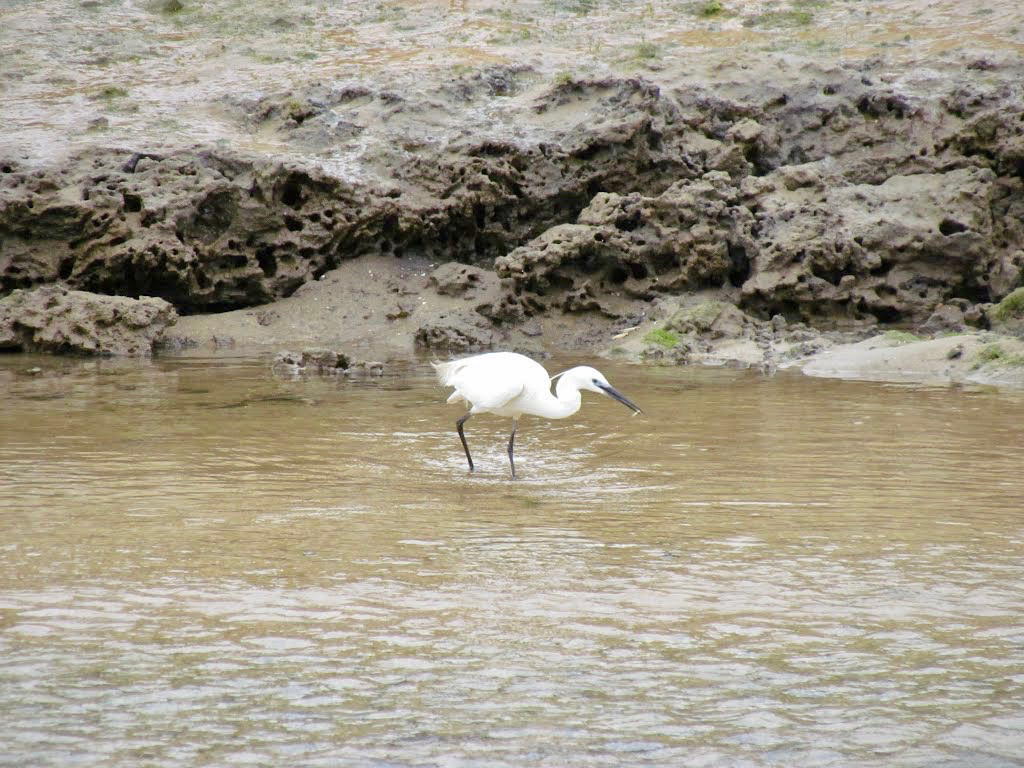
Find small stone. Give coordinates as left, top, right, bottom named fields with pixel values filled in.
left=725, top=118, right=764, bottom=144
left=273, top=350, right=302, bottom=367
left=272, top=348, right=381, bottom=376
left=385, top=299, right=416, bottom=320
left=964, top=303, right=990, bottom=328
left=429, top=262, right=490, bottom=296
left=919, top=303, right=966, bottom=336
left=521, top=318, right=543, bottom=337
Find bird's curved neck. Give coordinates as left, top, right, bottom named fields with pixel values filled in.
left=535, top=376, right=581, bottom=420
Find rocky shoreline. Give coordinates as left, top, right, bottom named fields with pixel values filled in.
left=3, top=3, right=1024, bottom=386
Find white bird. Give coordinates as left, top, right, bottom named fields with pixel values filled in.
left=432, top=351, right=642, bottom=478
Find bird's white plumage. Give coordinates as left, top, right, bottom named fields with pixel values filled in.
left=432, top=352, right=547, bottom=416
left=432, top=351, right=642, bottom=476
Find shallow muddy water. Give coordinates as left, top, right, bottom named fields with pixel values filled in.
left=1, top=355, right=1023, bottom=766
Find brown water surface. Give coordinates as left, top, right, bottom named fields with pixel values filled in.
left=1, top=356, right=1023, bottom=766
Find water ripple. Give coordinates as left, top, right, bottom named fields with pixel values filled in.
left=1, top=360, right=1023, bottom=766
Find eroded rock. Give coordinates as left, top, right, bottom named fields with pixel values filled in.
left=494, top=172, right=754, bottom=318
left=0, top=285, right=176, bottom=356
left=3, top=55, right=1024, bottom=359
left=0, top=150, right=375, bottom=311
left=918, top=302, right=968, bottom=335
left=742, top=166, right=1006, bottom=324
left=429, top=262, right=495, bottom=297
left=414, top=310, right=495, bottom=352
left=666, top=301, right=756, bottom=340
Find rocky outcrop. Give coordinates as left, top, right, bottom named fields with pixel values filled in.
left=494, top=172, right=753, bottom=318
left=0, top=77, right=711, bottom=316
left=989, top=287, right=1024, bottom=337
left=414, top=309, right=497, bottom=353
left=0, top=285, right=176, bottom=355
left=0, top=151, right=373, bottom=312
left=2, top=53, right=1024, bottom=351
left=493, top=160, right=1023, bottom=326
left=740, top=165, right=1015, bottom=323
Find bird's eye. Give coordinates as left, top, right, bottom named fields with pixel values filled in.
left=592, top=378, right=600, bottom=385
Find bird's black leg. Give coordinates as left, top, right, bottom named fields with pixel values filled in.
left=507, top=420, right=517, bottom=479
left=456, top=412, right=474, bottom=472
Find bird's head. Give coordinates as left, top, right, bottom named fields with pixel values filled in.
left=560, top=366, right=643, bottom=415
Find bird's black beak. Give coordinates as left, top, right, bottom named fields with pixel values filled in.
left=596, top=383, right=643, bottom=415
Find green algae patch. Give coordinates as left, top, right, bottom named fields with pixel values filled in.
left=992, top=287, right=1024, bottom=323
left=883, top=330, right=922, bottom=345
left=644, top=328, right=682, bottom=349
left=975, top=343, right=1024, bottom=368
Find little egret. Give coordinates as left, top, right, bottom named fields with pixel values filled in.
left=432, top=351, right=642, bottom=477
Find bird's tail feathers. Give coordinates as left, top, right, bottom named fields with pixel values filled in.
left=431, top=358, right=464, bottom=385
left=430, top=359, right=448, bottom=383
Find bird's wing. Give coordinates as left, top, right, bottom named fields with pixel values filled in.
left=434, top=352, right=553, bottom=411
left=451, top=362, right=526, bottom=411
